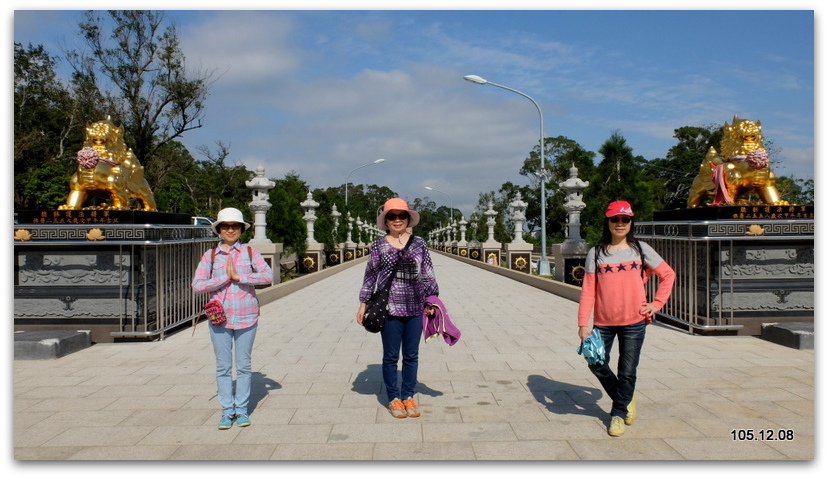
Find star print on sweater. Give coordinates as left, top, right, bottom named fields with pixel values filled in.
left=578, top=241, right=676, bottom=328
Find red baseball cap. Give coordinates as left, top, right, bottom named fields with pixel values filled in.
left=605, top=200, right=634, bottom=217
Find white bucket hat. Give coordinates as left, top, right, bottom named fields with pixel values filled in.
left=211, top=207, right=251, bottom=235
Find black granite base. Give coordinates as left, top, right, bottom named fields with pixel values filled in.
left=14, top=330, right=92, bottom=359
left=653, top=205, right=813, bottom=222
left=761, top=322, right=814, bottom=350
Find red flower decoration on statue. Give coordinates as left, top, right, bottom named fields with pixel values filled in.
left=746, top=150, right=770, bottom=170
left=77, top=147, right=102, bottom=169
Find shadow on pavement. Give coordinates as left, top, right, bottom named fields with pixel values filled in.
left=526, top=374, right=605, bottom=419
left=352, top=363, right=444, bottom=406
left=249, top=371, right=281, bottom=413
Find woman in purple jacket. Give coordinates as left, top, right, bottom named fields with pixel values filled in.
left=356, top=198, right=439, bottom=419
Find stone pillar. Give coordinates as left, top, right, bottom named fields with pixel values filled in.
left=482, top=201, right=502, bottom=266
left=299, top=191, right=323, bottom=273
left=506, top=193, right=533, bottom=273
left=343, top=212, right=355, bottom=262
left=245, top=165, right=280, bottom=284
left=555, top=164, right=590, bottom=285
left=457, top=216, right=468, bottom=258
left=327, top=204, right=342, bottom=265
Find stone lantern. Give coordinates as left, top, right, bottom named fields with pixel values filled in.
left=300, top=190, right=322, bottom=273
left=554, top=164, right=590, bottom=285
left=245, top=165, right=281, bottom=284
left=506, top=192, right=533, bottom=273
left=482, top=201, right=501, bottom=266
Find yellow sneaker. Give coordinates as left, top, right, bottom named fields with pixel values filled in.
left=625, top=391, right=637, bottom=426
left=388, top=398, right=407, bottom=418
left=403, top=397, right=420, bottom=418
left=608, top=416, right=626, bottom=437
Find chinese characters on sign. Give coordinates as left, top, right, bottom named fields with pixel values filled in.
left=29, top=210, right=121, bottom=225
left=731, top=206, right=813, bottom=220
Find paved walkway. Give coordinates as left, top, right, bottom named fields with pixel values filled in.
left=12, top=253, right=815, bottom=461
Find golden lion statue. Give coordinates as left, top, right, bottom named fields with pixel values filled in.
left=687, top=115, right=786, bottom=207
left=59, top=116, right=157, bottom=211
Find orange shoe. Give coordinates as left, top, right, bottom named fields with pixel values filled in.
left=402, top=397, right=420, bottom=418
left=388, top=398, right=407, bottom=418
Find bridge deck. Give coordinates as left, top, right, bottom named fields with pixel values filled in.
left=13, top=253, right=814, bottom=461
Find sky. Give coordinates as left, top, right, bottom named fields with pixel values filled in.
left=10, top=4, right=817, bottom=219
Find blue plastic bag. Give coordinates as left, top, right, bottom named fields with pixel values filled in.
left=577, top=328, right=606, bottom=366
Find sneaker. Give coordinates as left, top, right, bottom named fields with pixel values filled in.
left=624, top=391, right=637, bottom=426
left=402, top=397, right=420, bottom=418
left=608, top=416, right=626, bottom=437
left=388, top=398, right=407, bottom=418
left=218, top=416, right=234, bottom=430
left=235, top=414, right=251, bottom=427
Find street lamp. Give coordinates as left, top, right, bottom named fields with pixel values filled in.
left=345, top=158, right=386, bottom=208
left=424, top=186, right=453, bottom=223
left=464, top=74, right=552, bottom=276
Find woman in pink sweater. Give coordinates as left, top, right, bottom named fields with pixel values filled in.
left=577, top=201, right=675, bottom=437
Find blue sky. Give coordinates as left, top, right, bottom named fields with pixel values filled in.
left=11, top=5, right=816, bottom=217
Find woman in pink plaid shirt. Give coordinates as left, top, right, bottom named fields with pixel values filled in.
left=192, top=207, right=273, bottom=429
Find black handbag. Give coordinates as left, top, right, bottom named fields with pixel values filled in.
left=363, top=235, right=413, bottom=333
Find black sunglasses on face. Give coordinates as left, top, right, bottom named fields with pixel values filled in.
left=609, top=216, right=632, bottom=224
left=386, top=212, right=409, bottom=221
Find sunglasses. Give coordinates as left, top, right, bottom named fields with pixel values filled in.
left=609, top=216, right=632, bottom=224
left=219, top=223, right=243, bottom=230
left=386, top=211, right=410, bottom=221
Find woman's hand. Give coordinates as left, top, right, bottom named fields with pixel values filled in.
left=578, top=326, right=591, bottom=342
left=227, top=257, right=240, bottom=281
left=356, top=303, right=366, bottom=325
left=640, top=302, right=658, bottom=318
left=424, top=305, right=435, bottom=316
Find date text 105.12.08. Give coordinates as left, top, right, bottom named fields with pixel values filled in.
left=731, top=429, right=794, bottom=441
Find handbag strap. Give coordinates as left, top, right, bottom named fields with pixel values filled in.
left=379, top=234, right=414, bottom=291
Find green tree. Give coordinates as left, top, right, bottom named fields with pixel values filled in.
left=648, top=124, right=723, bottom=209
left=266, top=171, right=309, bottom=256
left=775, top=176, right=814, bottom=205
left=67, top=10, right=214, bottom=185
left=582, top=131, right=659, bottom=245
left=14, top=43, right=105, bottom=209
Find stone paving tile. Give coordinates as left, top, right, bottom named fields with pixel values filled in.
left=270, top=443, right=375, bottom=460
left=472, top=440, right=580, bottom=460
left=169, top=444, right=277, bottom=460
left=12, top=252, right=815, bottom=461
left=374, top=441, right=476, bottom=460
left=567, top=438, right=687, bottom=460
left=67, top=445, right=181, bottom=460
left=225, top=424, right=331, bottom=445
left=44, top=426, right=156, bottom=447
left=421, top=422, right=517, bottom=442
left=663, top=437, right=789, bottom=460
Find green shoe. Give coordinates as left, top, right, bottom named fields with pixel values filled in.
left=625, top=391, right=637, bottom=426
left=608, top=416, right=626, bottom=437
left=218, top=416, right=233, bottom=430
left=236, top=414, right=251, bottom=427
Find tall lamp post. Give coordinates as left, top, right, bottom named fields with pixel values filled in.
left=424, top=186, right=454, bottom=223
left=464, top=74, right=551, bottom=276
left=345, top=159, right=386, bottom=209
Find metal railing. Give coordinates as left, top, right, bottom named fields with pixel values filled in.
left=636, top=219, right=814, bottom=333
left=14, top=224, right=216, bottom=341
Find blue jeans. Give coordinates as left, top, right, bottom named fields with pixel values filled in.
left=380, top=315, right=422, bottom=402
left=209, top=323, right=258, bottom=418
left=588, top=320, right=646, bottom=418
